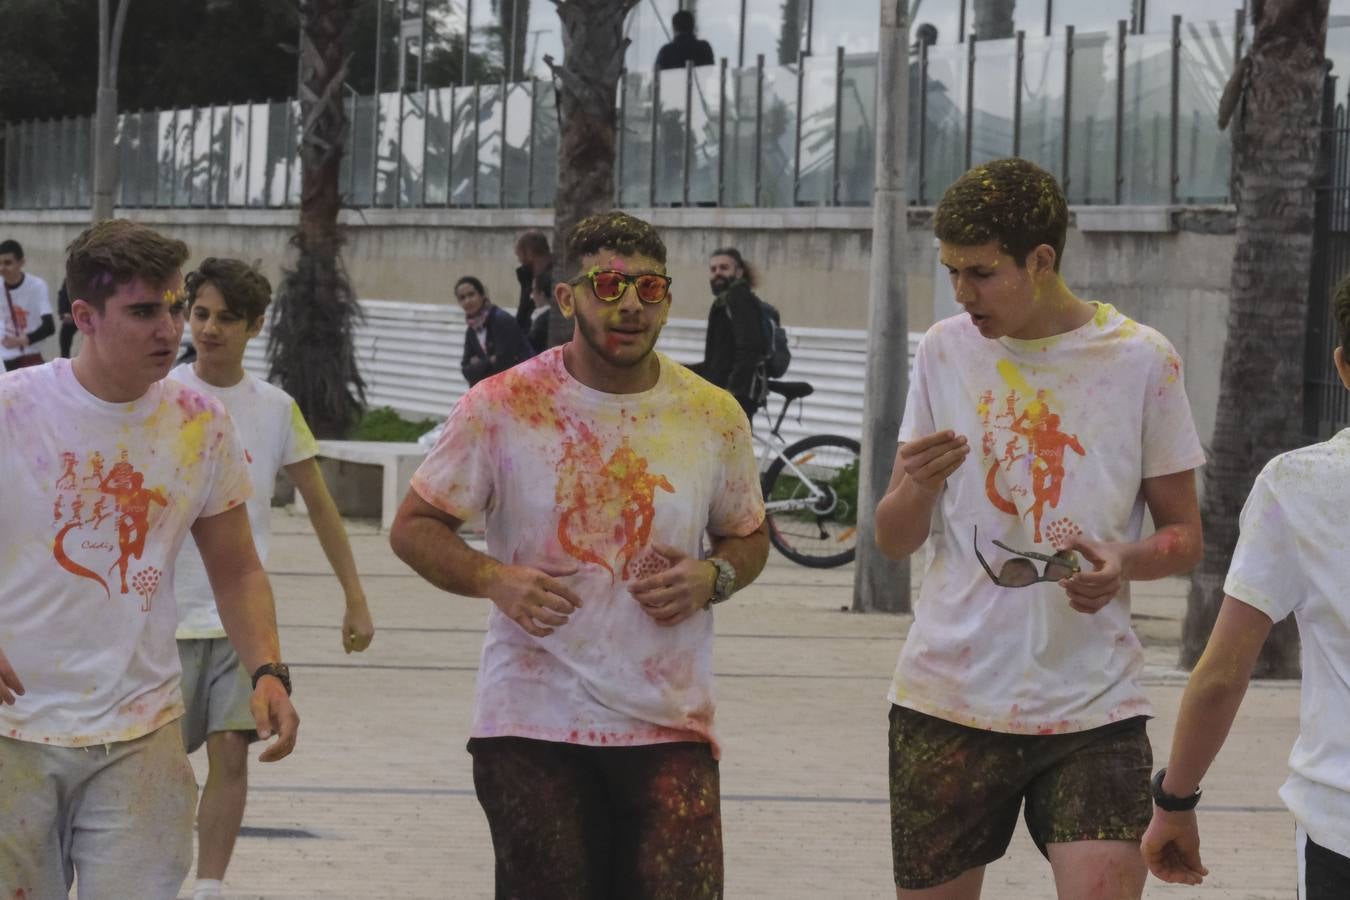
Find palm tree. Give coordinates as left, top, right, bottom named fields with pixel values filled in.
left=544, top=0, right=638, bottom=348
left=1182, top=0, right=1329, bottom=676
left=267, top=0, right=366, bottom=439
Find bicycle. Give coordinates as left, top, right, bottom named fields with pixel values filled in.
left=754, top=379, right=861, bottom=568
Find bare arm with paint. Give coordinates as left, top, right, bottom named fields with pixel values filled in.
left=629, top=521, right=770, bottom=626
left=389, top=489, right=583, bottom=638
left=1061, top=468, right=1203, bottom=613
left=286, top=457, right=375, bottom=654
left=192, top=503, right=299, bottom=761
left=0, top=646, right=25, bottom=705
left=874, top=431, right=971, bottom=559
left=1140, top=596, right=1272, bottom=885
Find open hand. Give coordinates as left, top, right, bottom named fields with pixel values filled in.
left=485, top=563, right=583, bottom=637
left=250, top=677, right=300, bottom=763
left=1141, top=808, right=1208, bottom=885
left=0, top=645, right=25, bottom=705
left=1060, top=537, right=1124, bottom=613
left=900, top=430, right=970, bottom=493
left=629, top=544, right=716, bottom=627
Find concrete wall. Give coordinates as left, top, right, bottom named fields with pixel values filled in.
left=0, top=205, right=1234, bottom=443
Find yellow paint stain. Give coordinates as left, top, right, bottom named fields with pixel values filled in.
left=176, top=409, right=212, bottom=469
left=995, top=359, right=1057, bottom=415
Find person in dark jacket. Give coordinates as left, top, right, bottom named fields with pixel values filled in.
left=526, top=270, right=556, bottom=357
left=656, top=10, right=715, bottom=70
left=457, top=276, right=532, bottom=387
left=513, top=230, right=553, bottom=334
left=56, top=280, right=80, bottom=358
left=688, top=247, right=766, bottom=417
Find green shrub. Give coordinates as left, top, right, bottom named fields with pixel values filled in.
left=350, top=406, right=439, bottom=442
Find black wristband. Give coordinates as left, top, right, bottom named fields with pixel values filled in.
left=1150, top=768, right=1201, bottom=811
left=251, top=662, right=292, bottom=696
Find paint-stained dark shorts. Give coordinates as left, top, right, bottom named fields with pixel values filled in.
left=467, top=736, right=722, bottom=900
left=888, top=705, right=1152, bottom=890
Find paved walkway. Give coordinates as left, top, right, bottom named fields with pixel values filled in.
left=188, top=511, right=1303, bottom=899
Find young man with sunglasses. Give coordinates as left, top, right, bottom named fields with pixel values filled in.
left=874, top=158, right=1205, bottom=899
left=1141, top=283, right=1350, bottom=897
left=390, top=211, right=768, bottom=897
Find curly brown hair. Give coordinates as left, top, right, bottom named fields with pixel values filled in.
left=934, top=158, right=1069, bottom=271
left=565, top=211, right=667, bottom=272
left=185, top=257, right=274, bottom=325
left=65, top=220, right=190, bottom=312
left=1335, top=275, right=1350, bottom=360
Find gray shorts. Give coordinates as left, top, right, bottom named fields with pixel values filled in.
left=178, top=637, right=258, bottom=754
left=0, top=721, right=197, bottom=900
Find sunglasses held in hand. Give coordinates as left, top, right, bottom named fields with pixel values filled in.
left=973, top=526, right=1081, bottom=588
left=571, top=268, right=673, bottom=304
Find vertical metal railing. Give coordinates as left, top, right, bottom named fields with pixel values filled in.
left=1114, top=20, right=1127, bottom=205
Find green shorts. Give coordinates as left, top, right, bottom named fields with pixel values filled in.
left=888, top=704, right=1152, bottom=890
left=177, top=637, right=258, bottom=754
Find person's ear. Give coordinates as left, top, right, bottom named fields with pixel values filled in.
left=1028, top=245, right=1056, bottom=277
left=555, top=281, right=576, bottom=319
left=246, top=314, right=265, bottom=339
left=1335, top=345, right=1350, bottom=391
left=71, top=298, right=99, bottom=335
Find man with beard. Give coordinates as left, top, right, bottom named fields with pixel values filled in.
left=390, top=211, right=768, bottom=898
left=689, top=246, right=767, bottom=417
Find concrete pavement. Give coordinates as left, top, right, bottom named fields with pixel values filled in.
left=185, top=510, right=1303, bottom=899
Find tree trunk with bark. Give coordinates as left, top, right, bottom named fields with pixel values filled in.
left=1182, top=0, right=1329, bottom=676
left=972, top=0, right=1015, bottom=41
left=544, top=0, right=637, bottom=349
left=267, top=0, right=366, bottom=439
left=92, top=0, right=131, bottom=223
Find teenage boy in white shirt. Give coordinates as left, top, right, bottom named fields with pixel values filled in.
left=169, top=257, right=375, bottom=900
left=1, top=237, right=55, bottom=369
left=875, top=158, right=1206, bottom=899
left=0, top=220, right=299, bottom=899
left=1142, top=283, right=1350, bottom=898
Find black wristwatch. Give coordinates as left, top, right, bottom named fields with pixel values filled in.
left=251, top=662, right=292, bottom=696
left=1150, top=768, right=1201, bottom=811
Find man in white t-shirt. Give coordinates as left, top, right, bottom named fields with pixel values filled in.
left=1141, top=284, right=1350, bottom=897
left=1, top=238, right=55, bottom=370
left=168, top=257, right=375, bottom=900
left=391, top=211, right=768, bottom=897
left=0, top=221, right=300, bottom=899
left=875, top=158, right=1206, bottom=899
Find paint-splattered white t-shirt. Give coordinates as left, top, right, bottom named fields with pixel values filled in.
left=411, top=347, right=764, bottom=756
left=169, top=364, right=319, bottom=639
left=1224, top=429, right=1350, bottom=859
left=0, top=359, right=251, bottom=746
left=892, top=303, right=1205, bottom=735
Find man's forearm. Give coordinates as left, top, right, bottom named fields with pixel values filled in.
left=390, top=513, right=502, bottom=598
left=1160, top=651, right=1251, bottom=797
left=709, top=523, right=770, bottom=592
left=875, top=476, right=940, bottom=559
left=306, top=489, right=365, bottom=604
left=215, top=565, right=283, bottom=673
left=1119, top=524, right=1203, bottom=581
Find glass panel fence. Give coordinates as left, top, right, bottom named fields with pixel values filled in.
left=1120, top=31, right=1173, bottom=205
left=1177, top=20, right=1234, bottom=203
left=797, top=53, right=837, bottom=207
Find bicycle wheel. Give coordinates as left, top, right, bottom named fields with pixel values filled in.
left=761, top=433, right=860, bottom=568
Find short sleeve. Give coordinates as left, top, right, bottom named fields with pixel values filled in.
left=409, top=392, right=496, bottom=521
left=1223, top=466, right=1306, bottom=622
left=707, top=402, right=765, bottom=538
left=201, top=411, right=254, bottom=517
left=281, top=400, right=320, bottom=466
left=896, top=331, right=936, bottom=444
left=1141, top=341, right=1206, bottom=478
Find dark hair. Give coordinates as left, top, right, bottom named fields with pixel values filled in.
left=934, top=158, right=1069, bottom=271
left=515, top=230, right=550, bottom=259
left=565, top=211, right=667, bottom=270
left=0, top=239, right=23, bottom=259
left=711, top=246, right=755, bottom=288
left=533, top=270, right=555, bottom=294
left=672, top=9, right=695, bottom=33
left=1335, top=275, right=1350, bottom=360
left=455, top=275, right=487, bottom=297
left=185, top=257, right=272, bottom=324
left=65, top=219, right=190, bottom=313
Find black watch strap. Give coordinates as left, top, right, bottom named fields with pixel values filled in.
left=1150, top=768, right=1201, bottom=811
left=251, top=662, right=292, bottom=696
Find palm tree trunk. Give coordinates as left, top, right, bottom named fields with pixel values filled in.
left=1182, top=0, right=1329, bottom=677
left=268, top=0, right=366, bottom=439
left=544, top=0, right=637, bottom=349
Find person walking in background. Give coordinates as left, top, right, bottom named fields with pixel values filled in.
left=168, top=257, right=374, bottom=900
left=457, top=275, right=532, bottom=387
left=656, top=9, right=715, bottom=70
left=527, top=269, right=555, bottom=356
left=513, top=229, right=554, bottom=334
left=1, top=238, right=54, bottom=371
left=688, top=246, right=767, bottom=417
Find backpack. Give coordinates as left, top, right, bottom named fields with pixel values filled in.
left=757, top=298, right=792, bottom=378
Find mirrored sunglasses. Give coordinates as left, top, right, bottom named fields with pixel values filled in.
left=973, top=526, right=1080, bottom=588
left=572, top=269, right=672, bottom=304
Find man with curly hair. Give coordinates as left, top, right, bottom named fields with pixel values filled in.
left=0, top=221, right=299, bottom=899
left=391, top=210, right=768, bottom=897
left=875, top=159, right=1205, bottom=899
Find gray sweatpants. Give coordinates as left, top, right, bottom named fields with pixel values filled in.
left=0, top=721, right=196, bottom=899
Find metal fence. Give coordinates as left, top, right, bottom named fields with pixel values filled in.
left=3, top=15, right=1253, bottom=211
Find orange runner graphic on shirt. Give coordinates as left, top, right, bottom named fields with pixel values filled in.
left=52, top=449, right=168, bottom=610
left=980, top=361, right=1085, bottom=544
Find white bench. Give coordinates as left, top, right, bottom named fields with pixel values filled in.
left=296, top=440, right=428, bottom=532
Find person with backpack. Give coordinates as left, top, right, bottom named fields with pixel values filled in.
left=688, top=246, right=785, bottom=416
